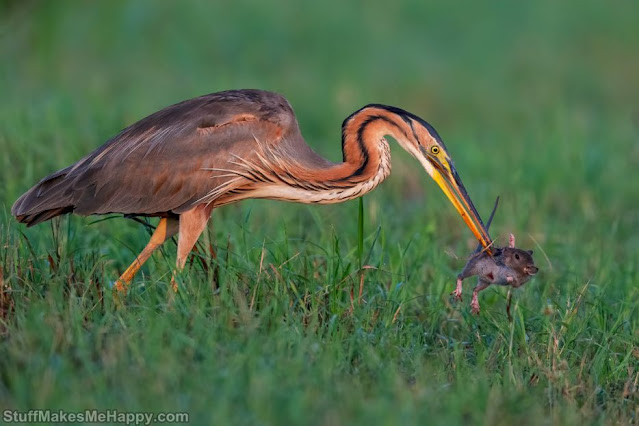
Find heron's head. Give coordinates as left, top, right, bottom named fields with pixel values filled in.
left=384, top=106, right=493, bottom=250
left=344, top=104, right=493, bottom=251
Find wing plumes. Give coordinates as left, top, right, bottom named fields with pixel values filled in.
left=225, top=138, right=304, bottom=188
left=12, top=167, right=77, bottom=226
left=194, top=176, right=245, bottom=206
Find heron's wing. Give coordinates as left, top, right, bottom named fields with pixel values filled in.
left=12, top=90, right=304, bottom=225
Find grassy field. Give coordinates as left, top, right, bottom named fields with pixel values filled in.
left=1, top=1, right=638, bottom=424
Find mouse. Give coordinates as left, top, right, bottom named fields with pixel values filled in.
left=451, top=198, right=539, bottom=314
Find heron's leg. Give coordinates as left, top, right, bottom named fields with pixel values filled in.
left=170, top=204, right=213, bottom=291
left=470, top=279, right=491, bottom=315
left=115, top=217, right=179, bottom=293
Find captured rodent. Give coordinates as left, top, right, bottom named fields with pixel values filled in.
left=451, top=198, right=539, bottom=314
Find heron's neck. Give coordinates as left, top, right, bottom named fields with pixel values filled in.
left=248, top=107, right=411, bottom=204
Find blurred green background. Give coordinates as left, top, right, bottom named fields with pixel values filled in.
left=1, top=1, right=638, bottom=424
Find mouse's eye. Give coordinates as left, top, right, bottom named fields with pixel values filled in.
left=430, top=146, right=440, bottom=155
left=515, top=253, right=520, bottom=260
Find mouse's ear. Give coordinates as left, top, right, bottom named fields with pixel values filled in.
left=527, top=250, right=533, bottom=255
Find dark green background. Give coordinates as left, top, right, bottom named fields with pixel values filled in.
left=1, top=1, right=637, bottom=424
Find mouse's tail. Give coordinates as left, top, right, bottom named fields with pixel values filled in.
left=474, top=196, right=499, bottom=253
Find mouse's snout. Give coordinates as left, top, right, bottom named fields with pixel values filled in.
left=525, top=265, right=539, bottom=275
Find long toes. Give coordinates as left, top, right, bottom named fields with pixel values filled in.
left=450, top=291, right=463, bottom=302
left=170, top=276, right=179, bottom=293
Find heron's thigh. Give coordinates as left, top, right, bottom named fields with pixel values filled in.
left=176, top=204, right=213, bottom=268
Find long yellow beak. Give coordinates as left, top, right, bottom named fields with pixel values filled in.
left=427, top=154, right=493, bottom=252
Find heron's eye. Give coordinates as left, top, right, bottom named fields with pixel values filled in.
left=430, top=146, right=440, bottom=155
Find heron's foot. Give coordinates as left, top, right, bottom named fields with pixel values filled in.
left=170, top=274, right=179, bottom=293
left=113, top=277, right=130, bottom=295
left=114, top=258, right=145, bottom=295
left=451, top=278, right=463, bottom=301
left=470, top=293, right=481, bottom=315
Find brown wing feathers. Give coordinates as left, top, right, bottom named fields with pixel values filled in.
left=12, top=166, right=77, bottom=226
left=12, top=90, right=298, bottom=226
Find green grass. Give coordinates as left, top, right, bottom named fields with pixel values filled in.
left=1, top=1, right=638, bottom=424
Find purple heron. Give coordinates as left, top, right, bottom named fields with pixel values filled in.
left=12, top=89, right=492, bottom=292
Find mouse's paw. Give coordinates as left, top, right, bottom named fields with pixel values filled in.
left=470, top=293, right=481, bottom=315
left=451, top=288, right=463, bottom=302
left=451, top=278, right=463, bottom=302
